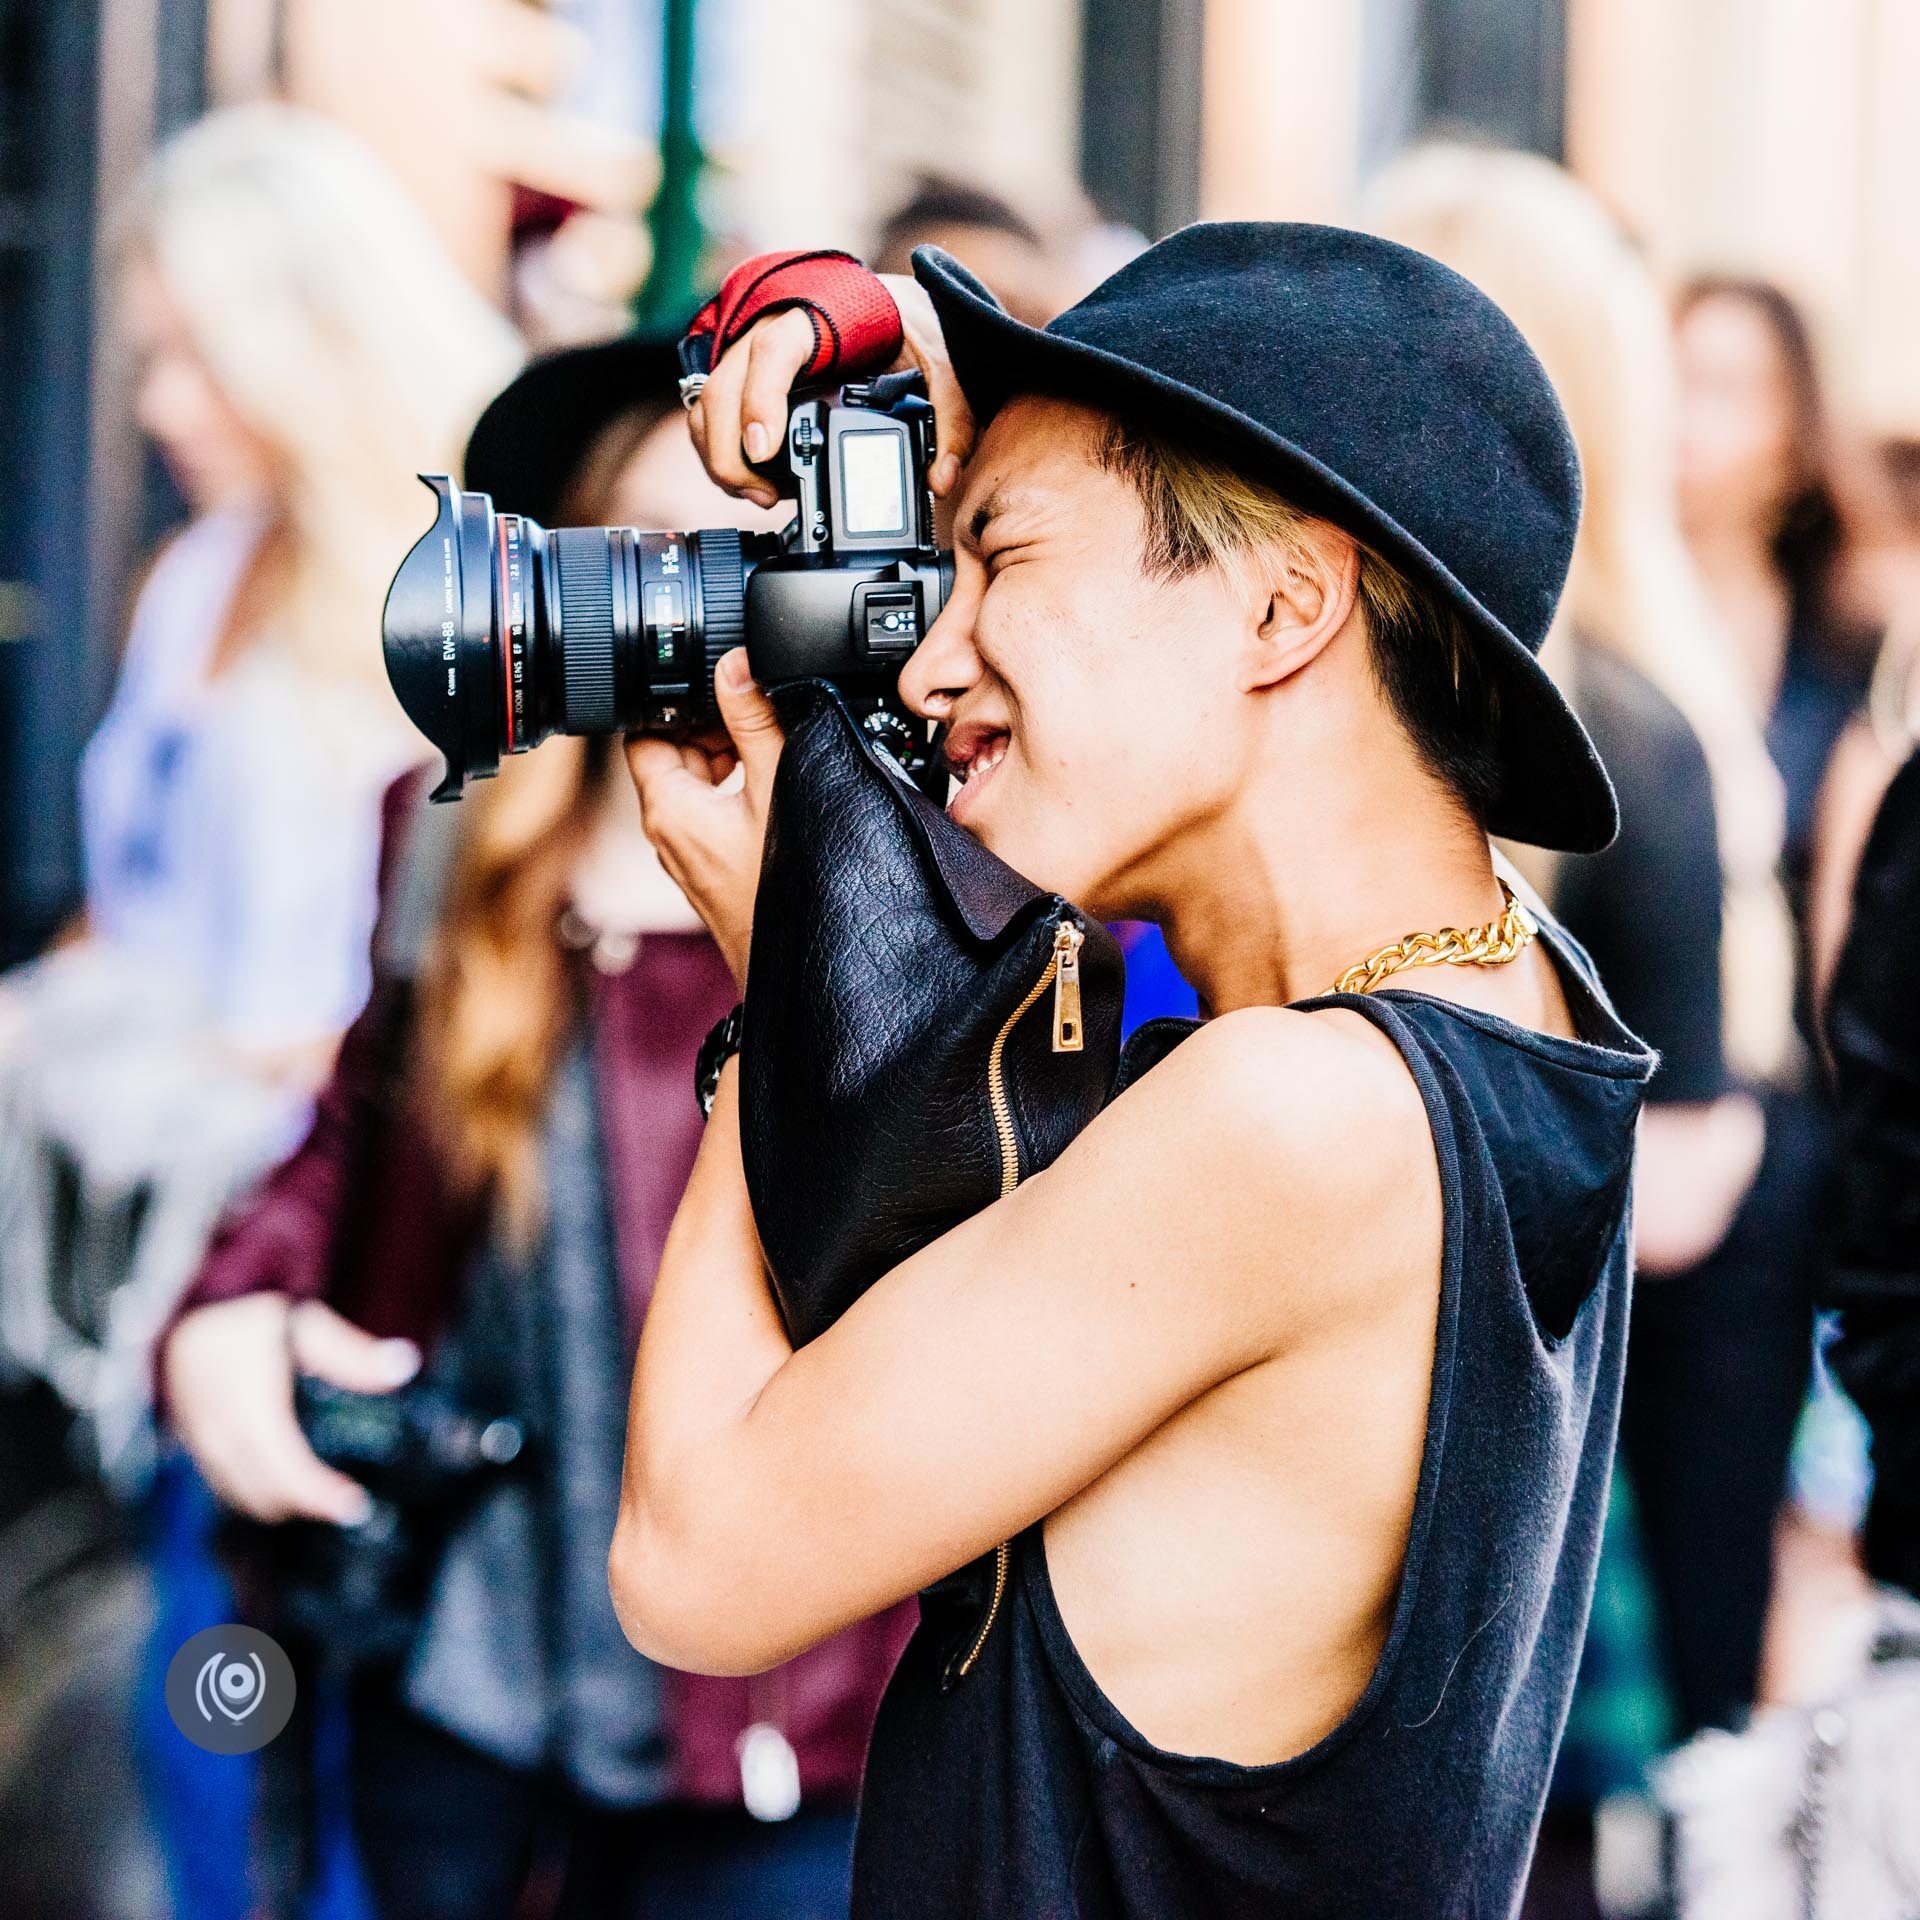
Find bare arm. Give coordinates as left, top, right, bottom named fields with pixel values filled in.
left=1633, top=1094, right=1765, bottom=1275
left=609, top=1007, right=1430, bottom=1674
left=613, top=293, right=1428, bottom=1673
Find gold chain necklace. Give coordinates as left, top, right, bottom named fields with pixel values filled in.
left=1331, top=881, right=1539, bottom=996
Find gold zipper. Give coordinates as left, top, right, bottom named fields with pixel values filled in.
left=986, top=919, right=1084, bottom=1196
left=1052, top=922, right=1084, bottom=1052
left=952, top=1537, right=1012, bottom=1682
left=954, top=918, right=1084, bottom=1681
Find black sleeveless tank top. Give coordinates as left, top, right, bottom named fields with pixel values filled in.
left=851, top=924, right=1654, bottom=1919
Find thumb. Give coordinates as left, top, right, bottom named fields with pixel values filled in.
left=289, top=1300, right=421, bottom=1395
left=713, top=649, right=785, bottom=796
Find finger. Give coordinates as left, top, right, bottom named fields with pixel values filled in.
left=889, top=280, right=974, bottom=494
left=706, top=746, right=740, bottom=786
left=920, top=356, right=977, bottom=496
left=626, top=742, right=735, bottom=865
left=712, top=649, right=786, bottom=801
left=198, top=1400, right=373, bottom=1526
left=249, top=1430, right=375, bottom=1527
left=270, top=1447, right=376, bottom=1527
left=288, top=1300, right=420, bottom=1394
left=694, top=343, right=757, bottom=497
left=626, top=734, right=713, bottom=824
left=908, top=327, right=975, bottom=495
left=739, top=311, right=817, bottom=470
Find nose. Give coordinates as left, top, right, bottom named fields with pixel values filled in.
left=899, top=571, right=984, bottom=723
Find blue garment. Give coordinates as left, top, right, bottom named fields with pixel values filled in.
left=79, top=510, right=408, bottom=1052
left=853, top=921, right=1654, bottom=1918
left=1115, top=923, right=1199, bottom=1033
left=137, top=1458, right=257, bottom=1920
left=136, top=1457, right=375, bottom=1920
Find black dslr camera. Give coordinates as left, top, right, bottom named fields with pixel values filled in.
left=381, top=371, right=953, bottom=799
left=265, top=1377, right=527, bottom=1668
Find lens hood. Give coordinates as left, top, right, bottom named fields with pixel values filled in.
left=382, top=475, right=502, bottom=800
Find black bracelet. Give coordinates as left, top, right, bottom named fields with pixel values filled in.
left=695, top=1005, right=745, bottom=1117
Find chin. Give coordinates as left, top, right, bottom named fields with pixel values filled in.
left=948, top=776, right=1113, bottom=908
left=990, top=828, right=1105, bottom=910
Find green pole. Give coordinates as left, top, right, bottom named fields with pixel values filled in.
left=636, top=0, right=706, bottom=330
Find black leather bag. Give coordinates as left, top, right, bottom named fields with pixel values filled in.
left=739, top=681, right=1125, bottom=1347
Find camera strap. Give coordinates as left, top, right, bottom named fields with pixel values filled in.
left=375, top=781, right=470, bottom=982
left=679, top=249, right=903, bottom=384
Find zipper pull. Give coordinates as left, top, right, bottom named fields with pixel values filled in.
left=1051, top=922, right=1085, bottom=1052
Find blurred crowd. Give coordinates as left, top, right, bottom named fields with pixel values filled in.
left=3, top=71, right=1919, bottom=1920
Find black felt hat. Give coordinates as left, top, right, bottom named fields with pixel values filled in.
left=914, top=225, right=1617, bottom=853
left=463, top=332, right=684, bottom=528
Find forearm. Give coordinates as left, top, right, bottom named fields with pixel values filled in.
left=613, top=1058, right=796, bottom=1657
left=1633, top=1093, right=1764, bottom=1274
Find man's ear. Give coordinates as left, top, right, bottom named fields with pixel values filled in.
left=1236, top=525, right=1361, bottom=693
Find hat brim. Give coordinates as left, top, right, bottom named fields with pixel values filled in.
left=463, top=333, right=685, bottom=528
left=913, top=248, right=1619, bottom=855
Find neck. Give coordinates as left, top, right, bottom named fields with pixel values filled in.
left=1140, top=740, right=1501, bottom=1017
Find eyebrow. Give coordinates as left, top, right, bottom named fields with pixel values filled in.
left=964, top=486, right=1029, bottom=550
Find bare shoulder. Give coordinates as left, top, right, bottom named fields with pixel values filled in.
left=1083, top=1005, right=1441, bottom=1332
left=1128, top=1003, right=1432, bottom=1170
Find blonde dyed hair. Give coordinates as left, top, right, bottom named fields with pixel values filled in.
left=1096, top=420, right=1503, bottom=825
left=1370, top=145, right=1795, bottom=1081
left=129, top=104, right=523, bottom=697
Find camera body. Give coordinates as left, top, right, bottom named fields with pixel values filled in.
left=264, top=1376, right=527, bottom=1668
left=382, top=373, right=953, bottom=800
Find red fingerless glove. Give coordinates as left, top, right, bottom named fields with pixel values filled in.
left=680, top=249, right=903, bottom=384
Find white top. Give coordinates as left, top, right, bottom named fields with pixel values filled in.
left=79, top=510, right=418, bottom=1051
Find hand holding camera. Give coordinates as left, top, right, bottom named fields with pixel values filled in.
left=623, top=648, right=783, bottom=990
left=379, top=256, right=970, bottom=983
left=380, top=262, right=966, bottom=800
left=687, top=272, right=974, bottom=508
left=163, top=1294, right=421, bottom=1525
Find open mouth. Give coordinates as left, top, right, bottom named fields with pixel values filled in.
left=944, top=721, right=1011, bottom=825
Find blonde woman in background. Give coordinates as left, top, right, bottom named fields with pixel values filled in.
left=1372, top=149, right=1810, bottom=1778
left=1805, top=439, right=1920, bottom=1003
left=1, top=105, right=520, bottom=1453
left=83, top=103, right=521, bottom=1088
left=0, top=105, right=517, bottom=1920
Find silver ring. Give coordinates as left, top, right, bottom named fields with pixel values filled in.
left=678, top=372, right=708, bottom=411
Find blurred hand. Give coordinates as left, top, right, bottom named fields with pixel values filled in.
left=627, top=650, right=784, bottom=991
left=688, top=273, right=976, bottom=508
left=163, top=1294, right=420, bottom=1525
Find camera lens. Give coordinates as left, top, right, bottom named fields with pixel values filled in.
left=384, top=467, right=950, bottom=802
left=381, top=477, right=758, bottom=801
left=548, top=525, right=628, bottom=733
left=542, top=524, right=752, bottom=735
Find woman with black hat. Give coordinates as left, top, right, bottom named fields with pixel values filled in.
left=161, top=350, right=912, bottom=1920
left=611, top=230, right=1655, bottom=1918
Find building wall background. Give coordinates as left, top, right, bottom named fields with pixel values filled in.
left=710, top=0, right=1086, bottom=255
left=1569, top=0, right=1920, bottom=429
left=1200, top=0, right=1920, bottom=432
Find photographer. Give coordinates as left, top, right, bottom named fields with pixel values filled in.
left=160, top=353, right=910, bottom=1920
left=611, top=235, right=1654, bottom=1917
